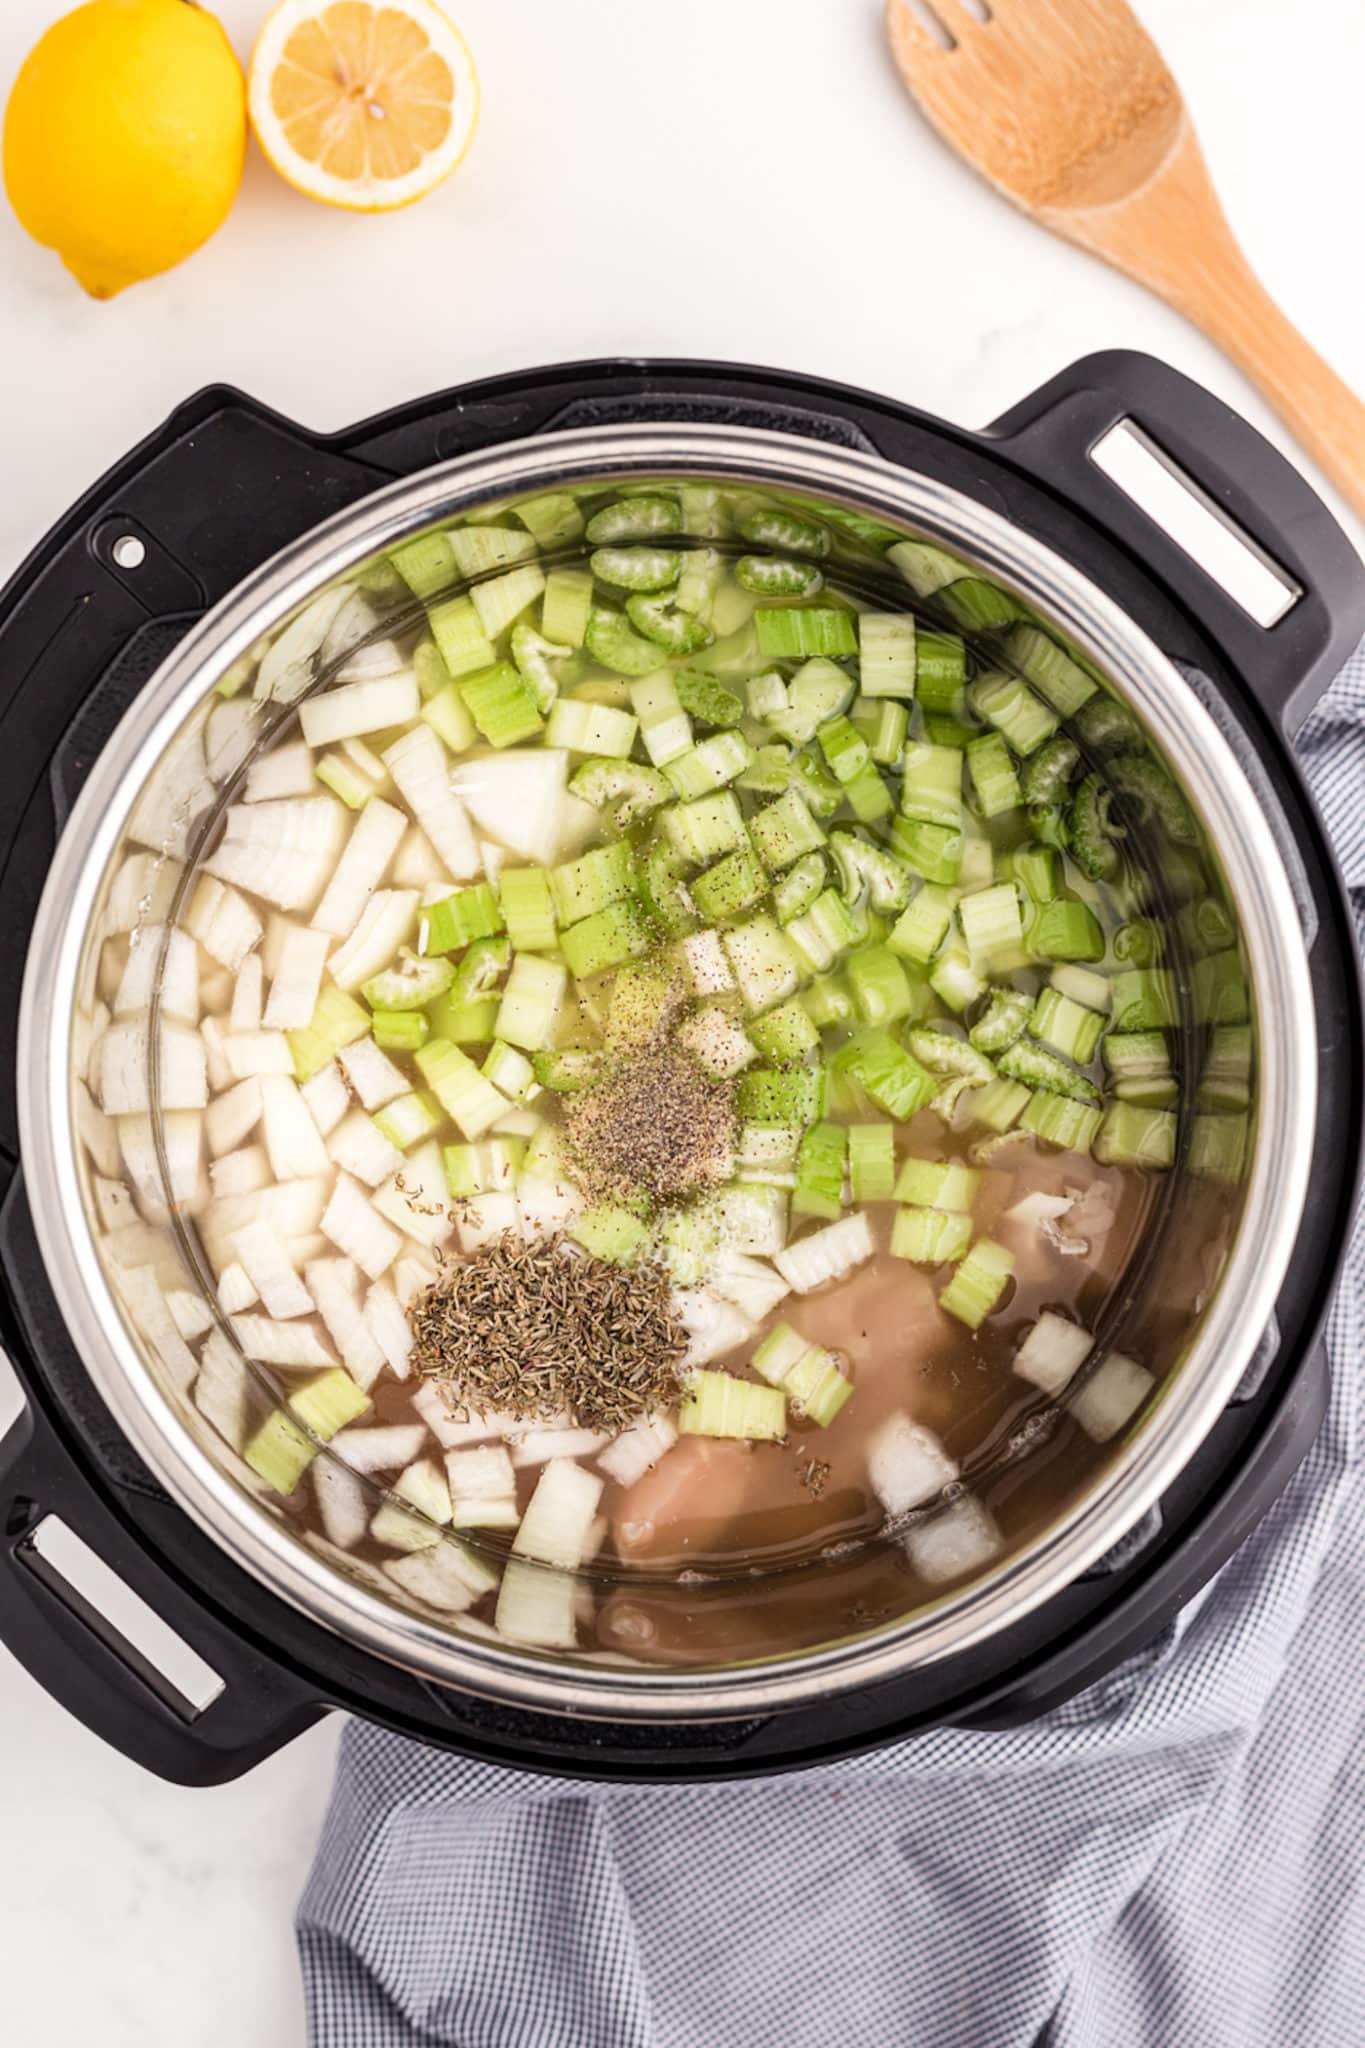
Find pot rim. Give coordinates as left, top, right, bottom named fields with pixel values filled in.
left=17, top=420, right=1317, bottom=1720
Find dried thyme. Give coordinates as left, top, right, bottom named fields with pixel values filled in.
left=406, top=1233, right=690, bottom=1431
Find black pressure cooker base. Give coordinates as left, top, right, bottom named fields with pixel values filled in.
left=0, top=356, right=1360, bottom=1783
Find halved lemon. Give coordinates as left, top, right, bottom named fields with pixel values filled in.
left=248, top=0, right=479, bottom=212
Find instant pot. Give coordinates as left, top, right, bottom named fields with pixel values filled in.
left=0, top=354, right=1359, bottom=1785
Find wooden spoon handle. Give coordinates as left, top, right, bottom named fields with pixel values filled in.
left=1050, top=123, right=1365, bottom=521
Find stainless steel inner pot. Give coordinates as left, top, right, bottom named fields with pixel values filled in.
left=17, top=423, right=1316, bottom=1721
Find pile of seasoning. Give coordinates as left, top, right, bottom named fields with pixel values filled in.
left=565, top=1045, right=737, bottom=1209
left=407, top=1233, right=690, bottom=1431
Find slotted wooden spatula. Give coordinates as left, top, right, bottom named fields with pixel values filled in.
left=885, top=0, right=1365, bottom=517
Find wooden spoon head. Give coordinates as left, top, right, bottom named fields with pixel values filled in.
left=885, top=0, right=1184, bottom=214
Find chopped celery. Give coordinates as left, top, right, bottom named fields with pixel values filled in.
left=939, top=1237, right=1014, bottom=1328
left=288, top=985, right=369, bottom=1082
left=498, top=869, right=557, bottom=953
left=422, top=677, right=477, bottom=754
left=1111, top=968, right=1178, bottom=1032
left=426, top=994, right=499, bottom=1044
left=892, top=1206, right=973, bottom=1265
left=374, top=1089, right=444, bottom=1151
left=444, top=1135, right=526, bottom=1197
left=626, top=592, right=715, bottom=656
left=785, top=889, right=860, bottom=975
left=559, top=899, right=655, bottom=979
left=372, top=1009, right=430, bottom=1053
left=532, top=1047, right=607, bottom=1092
left=793, top=1121, right=847, bottom=1221
left=969, top=671, right=1059, bottom=755
left=889, top=818, right=963, bottom=887
left=1069, top=773, right=1122, bottom=880
left=677, top=1004, right=758, bottom=1079
left=690, top=849, right=770, bottom=923
left=674, top=670, right=744, bottom=728
left=738, top=744, right=794, bottom=797
left=893, top=1157, right=980, bottom=1211
left=1010, top=844, right=1060, bottom=904
left=1104, top=1030, right=1171, bottom=1084
left=630, top=673, right=693, bottom=767
left=848, top=945, right=916, bottom=1027
left=605, top=957, right=681, bottom=1051
left=852, top=696, right=910, bottom=767
left=959, top=883, right=1025, bottom=963
left=848, top=1123, right=895, bottom=1201
left=888, top=885, right=955, bottom=966
left=364, top=953, right=455, bottom=1011
left=939, top=578, right=1029, bottom=632
left=779, top=658, right=855, bottom=741
left=737, top=1064, right=825, bottom=1127
left=970, top=1077, right=1031, bottom=1131
left=773, top=850, right=827, bottom=925
left=754, top=608, right=858, bottom=659
left=737, top=554, right=823, bottom=597
left=1189, top=1113, right=1248, bottom=1183
left=750, top=789, right=827, bottom=870
left=748, top=997, right=821, bottom=1066
left=1031, top=898, right=1105, bottom=962
left=641, top=838, right=699, bottom=935
left=970, top=987, right=1031, bottom=1054
left=966, top=733, right=1022, bottom=818
left=1199, top=1024, right=1252, bottom=1110
left=790, top=748, right=844, bottom=819
left=541, top=567, right=595, bottom=647
left=589, top=545, right=681, bottom=591
left=858, top=612, right=916, bottom=698
left=1030, top=988, right=1106, bottom=1065
left=901, top=742, right=962, bottom=828
left=1019, top=1092, right=1103, bottom=1154
left=245, top=1410, right=316, bottom=1494
left=421, top=883, right=503, bottom=956
left=662, top=791, right=750, bottom=866
left=679, top=1371, right=786, bottom=1441
left=1193, top=950, right=1249, bottom=1026
left=1050, top=964, right=1111, bottom=1013
left=802, top=974, right=854, bottom=1030
left=915, top=630, right=967, bottom=714
left=737, top=504, right=830, bottom=557
left=391, top=531, right=455, bottom=600
left=675, top=548, right=725, bottom=621
left=783, top=1343, right=853, bottom=1425
left=817, top=714, right=870, bottom=785
left=460, top=662, right=544, bottom=748
left=415, top=1037, right=508, bottom=1139
left=550, top=841, right=636, bottom=925
left=569, top=755, right=671, bottom=829
left=570, top=1205, right=649, bottom=1264
left=316, top=752, right=374, bottom=808
left=495, top=955, right=567, bottom=1051
left=1107, top=755, right=1197, bottom=843
left=1005, top=624, right=1098, bottom=715
left=736, top=1121, right=801, bottom=1179
left=829, top=832, right=915, bottom=914
left=1093, top=1101, right=1177, bottom=1169
left=998, top=1039, right=1100, bottom=1104
left=428, top=594, right=496, bottom=680
left=1179, top=896, right=1238, bottom=958
left=516, top=492, right=584, bottom=546
left=585, top=495, right=681, bottom=544
left=1022, top=735, right=1079, bottom=805
left=929, top=947, right=985, bottom=1015
left=906, top=1027, right=994, bottom=1087
left=664, top=731, right=754, bottom=799
left=843, top=760, right=894, bottom=824
left=545, top=697, right=638, bottom=758
left=723, top=914, right=804, bottom=1013
left=586, top=605, right=671, bottom=676
left=833, top=1029, right=935, bottom=1119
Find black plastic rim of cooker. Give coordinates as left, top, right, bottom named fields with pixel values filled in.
left=0, top=353, right=1360, bottom=1786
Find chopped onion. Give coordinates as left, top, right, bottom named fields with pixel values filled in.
left=1013, top=1312, right=1094, bottom=1397
left=391, top=825, right=447, bottom=890
left=305, top=1256, right=387, bottom=1388
left=325, top=889, right=418, bottom=991
left=372, top=1138, right=455, bottom=1249
left=319, top=590, right=408, bottom=681
left=204, top=698, right=259, bottom=784
left=253, top=585, right=353, bottom=702
left=508, top=1427, right=611, bottom=1469
left=596, top=1414, right=678, bottom=1489
left=205, top=1075, right=262, bottom=1156
left=300, top=673, right=420, bottom=749
left=867, top=1412, right=958, bottom=1517
left=312, top=1455, right=370, bottom=1550
left=204, top=796, right=349, bottom=912
left=300, top=1061, right=350, bottom=1136
left=363, top=1283, right=413, bottom=1379
left=259, top=1074, right=330, bottom=1180
left=672, top=1288, right=756, bottom=1366
left=111, top=1263, right=198, bottom=1388
left=336, top=1035, right=408, bottom=1110
left=495, top=1560, right=576, bottom=1647
left=165, top=1290, right=215, bottom=1341
left=104, top=852, right=182, bottom=935
left=232, top=1219, right=315, bottom=1319
left=774, top=1212, right=874, bottom=1294
left=262, top=925, right=332, bottom=1030
left=904, top=1495, right=1002, bottom=1585
left=230, top=1313, right=335, bottom=1369
left=333, top=1422, right=428, bottom=1474
left=1069, top=1353, right=1155, bottom=1442
left=706, top=1251, right=791, bottom=1324
left=194, top=1329, right=253, bottom=1451
left=454, top=1192, right=520, bottom=1251
left=75, top=1079, right=122, bottom=1179
left=98, top=1016, right=206, bottom=1114
left=383, top=725, right=480, bottom=880
left=512, top=1458, right=603, bottom=1569
left=320, top=1170, right=402, bottom=1279
left=231, top=953, right=264, bottom=1031
left=245, top=739, right=316, bottom=802
left=327, top=1109, right=403, bottom=1189
left=223, top=1031, right=294, bottom=1079
left=210, top=1145, right=271, bottom=1196
left=216, top=1261, right=257, bottom=1314
left=126, top=722, right=210, bottom=860
left=384, top=1543, right=487, bottom=1615
left=310, top=796, right=408, bottom=939
left=117, top=1110, right=205, bottom=1213
left=450, top=750, right=569, bottom=867
left=411, top=1381, right=518, bottom=1450
left=185, top=876, right=262, bottom=972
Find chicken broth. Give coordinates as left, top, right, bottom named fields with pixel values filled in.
left=72, top=477, right=1252, bottom=1666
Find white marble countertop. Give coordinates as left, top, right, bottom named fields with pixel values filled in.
left=1, top=1, right=1362, bottom=2041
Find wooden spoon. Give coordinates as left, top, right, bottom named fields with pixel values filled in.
left=885, top=0, right=1365, bottom=518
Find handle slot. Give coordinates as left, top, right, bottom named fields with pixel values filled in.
left=14, top=1512, right=225, bottom=1719
left=1089, top=420, right=1301, bottom=628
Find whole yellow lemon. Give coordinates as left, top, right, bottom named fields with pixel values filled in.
left=4, top=0, right=246, bottom=299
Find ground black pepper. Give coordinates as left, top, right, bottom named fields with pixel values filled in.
left=565, top=1045, right=737, bottom=1209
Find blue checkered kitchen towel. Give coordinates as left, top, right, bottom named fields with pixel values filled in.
left=297, top=652, right=1365, bottom=2048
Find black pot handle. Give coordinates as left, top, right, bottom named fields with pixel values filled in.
left=986, top=350, right=1365, bottom=740
left=0, top=1366, right=322, bottom=1785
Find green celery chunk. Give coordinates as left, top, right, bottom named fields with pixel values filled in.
left=906, top=1027, right=994, bottom=1088
left=858, top=612, right=916, bottom=699
left=939, top=578, right=1030, bottom=632
left=374, top=1090, right=444, bottom=1150
left=421, top=883, right=503, bottom=956
left=550, top=841, right=636, bottom=925
left=287, top=986, right=369, bottom=1082
left=848, top=945, right=916, bottom=1027
left=559, top=899, right=656, bottom=979
left=833, top=1028, right=935, bottom=1118
left=852, top=695, right=910, bottom=766
left=969, top=670, right=1059, bottom=755
left=785, top=888, right=860, bottom=974
left=662, top=791, right=750, bottom=866
left=843, top=760, right=894, bottom=823
left=245, top=1410, right=316, bottom=1494
left=817, top=715, right=870, bottom=785
left=1193, top=950, right=1249, bottom=1026
left=680, top=1371, right=786, bottom=1441
left=1022, top=735, right=1080, bottom=805
left=892, top=1206, right=973, bottom=1265
left=773, top=850, right=827, bottom=926
left=1069, top=772, right=1122, bottom=880
left=626, top=592, right=715, bottom=656
left=532, top=1047, right=608, bottom=1092
left=1189, top=1113, right=1248, bottom=1183
left=848, top=1123, right=895, bottom=1201
left=737, top=505, right=830, bottom=557
left=915, top=629, right=967, bottom=714
left=754, top=607, right=858, bottom=659
left=498, top=869, right=557, bottom=953
left=1019, top=1092, right=1103, bottom=1154
left=969, top=988, right=1031, bottom=1055
left=783, top=1343, right=853, bottom=1424
left=748, top=997, right=821, bottom=1066
left=425, top=994, right=499, bottom=1044
left=586, top=605, right=670, bottom=675
left=364, top=953, right=454, bottom=1010
left=751, top=789, right=828, bottom=870
left=570, top=1205, right=649, bottom=1264
left=1093, top=1101, right=1177, bottom=1169
left=427, top=595, right=496, bottom=680
left=640, top=837, right=699, bottom=936
left=829, top=831, right=915, bottom=914
left=966, top=733, right=1022, bottom=818
left=737, top=1064, right=825, bottom=1126
left=888, top=885, right=955, bottom=965
left=569, top=755, right=671, bottom=829
left=969, top=1077, right=1031, bottom=1131
left=939, top=1236, right=1015, bottom=1327
left=1031, top=898, right=1105, bottom=962
left=889, top=818, right=963, bottom=887
left=585, top=495, right=682, bottom=543
left=415, top=1037, right=508, bottom=1138
left=893, top=1158, right=980, bottom=1211
left=1030, top=988, right=1106, bottom=1065
left=998, top=1038, right=1100, bottom=1104
left=793, top=1121, right=847, bottom=1221
left=690, top=849, right=770, bottom=923
left=372, top=1008, right=430, bottom=1052
left=589, top=545, right=681, bottom=591
left=1111, top=967, right=1178, bottom=1032
left=541, top=567, right=594, bottom=647
left=1005, top=624, right=1098, bottom=715
left=737, top=555, right=823, bottom=597
left=674, top=669, right=745, bottom=727
left=901, top=742, right=963, bottom=828
left=460, top=662, right=543, bottom=748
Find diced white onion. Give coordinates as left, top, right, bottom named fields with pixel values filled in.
left=104, top=851, right=182, bottom=935
left=508, top=1427, right=611, bottom=1469
left=300, top=1062, right=350, bottom=1136
left=92, top=1175, right=139, bottom=1233
left=320, top=590, right=409, bottom=680
left=230, top=1313, right=335, bottom=1369
left=98, top=1017, right=206, bottom=1114
left=512, top=1458, right=603, bottom=1568
left=371, top=1139, right=454, bottom=1249
left=1069, top=1353, right=1155, bottom=1442
left=204, top=698, right=259, bottom=784
left=384, top=1543, right=487, bottom=1614
left=391, top=824, right=447, bottom=890
left=454, top=1191, right=520, bottom=1251
left=336, top=1036, right=408, bottom=1110
left=75, top=1079, right=123, bottom=1179
left=245, top=740, right=316, bottom=802
left=126, top=722, right=210, bottom=860
left=111, top=1263, right=198, bottom=1388
left=305, top=1256, right=387, bottom=1388
left=194, top=1329, right=253, bottom=1451
left=707, top=1251, right=791, bottom=1323
left=230, top=953, right=264, bottom=1031
left=363, top=1283, right=413, bottom=1379
left=209, top=1145, right=271, bottom=1196
left=185, top=876, right=263, bottom=972
left=867, top=1412, right=958, bottom=1518
left=233, top=1218, right=315, bottom=1319
left=111, top=925, right=199, bottom=1024
left=204, top=796, right=349, bottom=912
left=596, top=1414, right=678, bottom=1489
left=672, top=1288, right=755, bottom=1367
left=262, top=924, right=332, bottom=1030
left=1013, top=1312, right=1094, bottom=1397
left=253, top=586, right=353, bottom=702
left=904, top=1495, right=1002, bottom=1585
left=312, top=1455, right=370, bottom=1550
left=774, top=1212, right=875, bottom=1294
left=117, top=1110, right=205, bottom=1213
left=394, top=1456, right=452, bottom=1524
left=320, top=1170, right=402, bottom=1279
left=217, top=1261, right=257, bottom=1314
left=300, top=673, right=420, bottom=748
left=327, top=1109, right=403, bottom=1189
left=495, top=1559, right=576, bottom=1647
left=450, top=749, right=569, bottom=868
left=332, top=1422, right=429, bottom=1474
left=223, top=1031, right=294, bottom=1079
left=384, top=725, right=480, bottom=880
left=165, top=1290, right=215, bottom=1341
left=411, top=1380, right=516, bottom=1450
left=205, top=1076, right=263, bottom=1156
left=325, top=889, right=419, bottom=990
left=259, top=1073, right=330, bottom=1180
left=310, top=796, right=408, bottom=939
